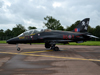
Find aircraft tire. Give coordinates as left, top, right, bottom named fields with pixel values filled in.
left=45, top=43, right=51, bottom=48
left=17, top=47, right=20, bottom=51
left=54, top=46, right=59, bottom=51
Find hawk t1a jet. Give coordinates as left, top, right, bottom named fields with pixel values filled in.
left=7, top=18, right=98, bottom=51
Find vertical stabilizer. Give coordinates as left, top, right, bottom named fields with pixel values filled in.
left=73, top=18, right=90, bottom=32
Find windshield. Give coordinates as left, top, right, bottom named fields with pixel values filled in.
left=18, top=29, right=40, bottom=37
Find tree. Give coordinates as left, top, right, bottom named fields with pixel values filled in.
left=88, top=25, right=94, bottom=35
left=0, top=29, right=4, bottom=36
left=66, top=20, right=80, bottom=31
left=28, top=26, right=37, bottom=30
left=94, top=25, right=100, bottom=39
left=0, top=29, right=4, bottom=40
left=12, top=24, right=26, bottom=37
left=4, top=29, right=12, bottom=40
left=0, top=29, right=4, bottom=32
left=44, top=16, right=64, bottom=30
left=5, top=29, right=12, bottom=36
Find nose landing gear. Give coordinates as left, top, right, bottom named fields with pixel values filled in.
left=16, top=44, right=20, bottom=51
left=17, top=47, right=20, bottom=51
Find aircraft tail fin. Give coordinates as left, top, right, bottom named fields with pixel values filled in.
left=73, top=18, right=90, bottom=32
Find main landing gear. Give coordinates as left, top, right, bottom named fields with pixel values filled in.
left=50, top=42, right=60, bottom=51
left=45, top=41, right=60, bottom=51
left=16, top=44, right=20, bottom=51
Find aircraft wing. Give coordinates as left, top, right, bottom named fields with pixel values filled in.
left=56, top=40, right=72, bottom=42
left=45, top=40, right=73, bottom=44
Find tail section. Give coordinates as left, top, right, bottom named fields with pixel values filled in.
left=73, top=18, right=90, bottom=32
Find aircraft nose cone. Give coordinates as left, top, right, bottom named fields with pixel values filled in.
left=6, top=39, right=10, bottom=44
left=6, top=39, right=14, bottom=44
left=6, top=37, right=18, bottom=44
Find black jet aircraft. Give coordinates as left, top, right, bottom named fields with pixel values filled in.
left=7, top=18, right=98, bottom=51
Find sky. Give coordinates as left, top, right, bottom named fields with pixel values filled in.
left=0, top=0, right=100, bottom=30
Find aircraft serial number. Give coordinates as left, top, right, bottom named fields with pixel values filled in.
left=63, top=35, right=74, bottom=39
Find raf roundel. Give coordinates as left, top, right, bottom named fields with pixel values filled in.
left=68, top=35, right=72, bottom=39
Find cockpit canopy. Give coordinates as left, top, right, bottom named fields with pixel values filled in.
left=18, top=29, right=40, bottom=37
left=18, top=29, right=52, bottom=37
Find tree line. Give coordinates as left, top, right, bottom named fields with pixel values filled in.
left=0, top=16, right=100, bottom=40
left=0, top=24, right=37, bottom=40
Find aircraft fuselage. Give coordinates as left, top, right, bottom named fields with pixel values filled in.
left=7, top=30, right=90, bottom=44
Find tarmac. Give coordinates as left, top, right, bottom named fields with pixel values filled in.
left=0, top=44, right=100, bottom=75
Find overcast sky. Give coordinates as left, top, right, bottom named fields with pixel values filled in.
left=0, top=0, right=100, bottom=30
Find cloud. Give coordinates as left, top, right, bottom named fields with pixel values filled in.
left=52, top=2, right=62, bottom=8
left=0, top=0, right=100, bottom=30
left=0, top=1, right=4, bottom=8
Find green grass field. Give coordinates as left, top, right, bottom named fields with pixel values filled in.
left=68, top=41, right=100, bottom=46
left=0, top=41, right=6, bottom=44
left=0, top=40, right=100, bottom=46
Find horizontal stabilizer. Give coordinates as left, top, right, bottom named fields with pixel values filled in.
left=87, top=35, right=99, bottom=39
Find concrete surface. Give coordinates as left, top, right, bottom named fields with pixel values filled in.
left=0, top=44, right=100, bottom=75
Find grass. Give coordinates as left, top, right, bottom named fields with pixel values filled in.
left=0, top=40, right=6, bottom=44
left=0, top=40, right=100, bottom=46
left=68, top=41, right=100, bottom=46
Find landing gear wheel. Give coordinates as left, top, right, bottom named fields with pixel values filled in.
left=17, top=47, right=20, bottom=51
left=50, top=42, right=60, bottom=51
left=54, top=46, right=59, bottom=51
left=45, top=42, right=51, bottom=48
